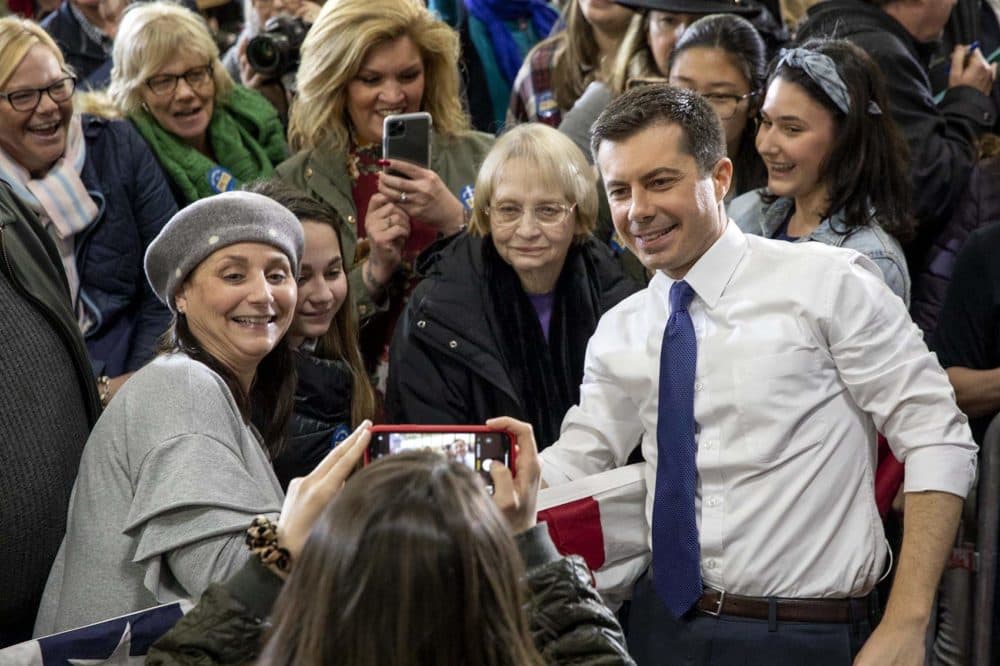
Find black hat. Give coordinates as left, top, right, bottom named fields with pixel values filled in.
left=614, top=0, right=761, bottom=16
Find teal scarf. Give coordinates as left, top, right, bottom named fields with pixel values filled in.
left=131, top=86, right=287, bottom=203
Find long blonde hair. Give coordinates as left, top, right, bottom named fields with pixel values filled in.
left=288, top=0, right=468, bottom=152
left=609, top=12, right=660, bottom=95
left=108, top=1, right=234, bottom=116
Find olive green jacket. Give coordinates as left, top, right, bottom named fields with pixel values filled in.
left=275, top=130, right=494, bottom=323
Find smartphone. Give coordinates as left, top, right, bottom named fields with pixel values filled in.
left=367, top=425, right=516, bottom=492
left=382, top=112, right=432, bottom=176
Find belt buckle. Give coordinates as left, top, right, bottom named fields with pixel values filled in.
left=704, top=589, right=726, bottom=617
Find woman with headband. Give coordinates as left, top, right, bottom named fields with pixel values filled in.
left=729, top=39, right=914, bottom=304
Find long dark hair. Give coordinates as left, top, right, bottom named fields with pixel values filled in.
left=763, top=39, right=915, bottom=242
left=157, top=314, right=296, bottom=458
left=259, top=452, right=543, bottom=666
left=670, top=13, right=768, bottom=196
left=245, top=179, right=377, bottom=428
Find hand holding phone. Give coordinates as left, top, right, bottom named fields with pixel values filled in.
left=485, top=417, right=541, bottom=534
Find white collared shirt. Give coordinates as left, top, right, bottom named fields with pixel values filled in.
left=540, top=222, right=977, bottom=598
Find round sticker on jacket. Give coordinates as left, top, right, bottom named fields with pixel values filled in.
left=208, top=167, right=237, bottom=194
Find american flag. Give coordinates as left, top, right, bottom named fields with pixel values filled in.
left=0, top=601, right=191, bottom=666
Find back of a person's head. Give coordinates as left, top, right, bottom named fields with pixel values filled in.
left=259, top=451, right=542, bottom=666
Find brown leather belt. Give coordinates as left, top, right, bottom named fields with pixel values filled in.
left=697, top=588, right=871, bottom=624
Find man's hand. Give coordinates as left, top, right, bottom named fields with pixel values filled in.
left=486, top=417, right=541, bottom=534
left=854, top=490, right=964, bottom=665
left=948, top=43, right=997, bottom=96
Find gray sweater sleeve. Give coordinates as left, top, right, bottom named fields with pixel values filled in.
left=558, top=81, right=613, bottom=164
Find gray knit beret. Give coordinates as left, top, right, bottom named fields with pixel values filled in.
left=145, top=191, right=304, bottom=312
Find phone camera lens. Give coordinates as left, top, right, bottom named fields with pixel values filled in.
left=388, top=120, right=404, bottom=136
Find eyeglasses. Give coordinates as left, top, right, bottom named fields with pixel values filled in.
left=0, top=76, right=76, bottom=112
left=698, top=91, right=756, bottom=121
left=145, top=64, right=214, bottom=97
left=488, top=202, right=576, bottom=229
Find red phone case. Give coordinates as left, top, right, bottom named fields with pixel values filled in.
left=366, top=425, right=517, bottom=474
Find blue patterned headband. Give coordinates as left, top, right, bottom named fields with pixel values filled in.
left=777, top=48, right=882, bottom=116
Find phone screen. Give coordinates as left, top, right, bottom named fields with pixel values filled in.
left=369, top=431, right=511, bottom=491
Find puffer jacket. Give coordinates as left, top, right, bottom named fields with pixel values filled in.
left=145, top=524, right=635, bottom=665
left=78, top=115, right=176, bottom=377
left=910, top=155, right=1000, bottom=337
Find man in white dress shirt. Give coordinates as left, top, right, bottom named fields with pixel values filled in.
left=538, top=85, right=978, bottom=665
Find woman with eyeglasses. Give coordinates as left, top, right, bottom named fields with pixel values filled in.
left=0, top=17, right=175, bottom=403
left=386, top=124, right=638, bottom=450
left=107, top=2, right=287, bottom=206
left=667, top=13, right=767, bottom=200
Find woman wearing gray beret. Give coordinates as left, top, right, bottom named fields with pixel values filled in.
left=34, top=191, right=305, bottom=635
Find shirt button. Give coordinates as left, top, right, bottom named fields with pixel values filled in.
left=707, top=496, right=721, bottom=507
left=449, top=340, right=458, bottom=349
left=347, top=215, right=356, bottom=225
left=417, top=320, right=427, bottom=328
left=694, top=382, right=704, bottom=392
left=305, top=167, right=313, bottom=178
left=706, top=559, right=717, bottom=570
left=703, top=440, right=717, bottom=449
left=358, top=304, right=368, bottom=315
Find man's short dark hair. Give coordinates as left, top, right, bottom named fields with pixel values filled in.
left=590, top=85, right=726, bottom=176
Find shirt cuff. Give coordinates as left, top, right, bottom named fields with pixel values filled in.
left=902, top=446, right=978, bottom=498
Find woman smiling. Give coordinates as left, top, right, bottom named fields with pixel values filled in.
left=0, top=17, right=175, bottom=398
left=34, top=192, right=303, bottom=634
left=387, top=124, right=638, bottom=449
left=279, top=0, right=493, bottom=373
left=108, top=2, right=287, bottom=205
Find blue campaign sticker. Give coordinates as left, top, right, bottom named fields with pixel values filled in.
left=207, top=167, right=237, bottom=194
left=536, top=91, right=559, bottom=120
left=330, top=423, right=351, bottom=448
left=460, top=184, right=475, bottom=211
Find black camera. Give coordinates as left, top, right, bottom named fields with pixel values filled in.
left=246, top=15, right=307, bottom=78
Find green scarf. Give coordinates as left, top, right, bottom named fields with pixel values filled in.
left=131, top=86, right=288, bottom=204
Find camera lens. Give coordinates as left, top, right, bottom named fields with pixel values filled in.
left=247, top=35, right=281, bottom=74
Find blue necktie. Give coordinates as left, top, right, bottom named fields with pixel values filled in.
left=652, top=280, right=701, bottom=618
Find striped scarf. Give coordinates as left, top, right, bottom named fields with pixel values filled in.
left=0, top=114, right=99, bottom=241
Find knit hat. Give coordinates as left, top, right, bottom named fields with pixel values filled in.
left=145, top=191, right=304, bottom=312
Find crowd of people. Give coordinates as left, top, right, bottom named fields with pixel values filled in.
left=0, top=0, right=998, bottom=663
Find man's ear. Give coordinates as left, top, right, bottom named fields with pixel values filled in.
left=712, top=157, right=734, bottom=203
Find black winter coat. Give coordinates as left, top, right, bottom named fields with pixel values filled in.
left=385, top=233, right=639, bottom=442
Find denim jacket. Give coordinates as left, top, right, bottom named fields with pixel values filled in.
left=729, top=189, right=910, bottom=305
